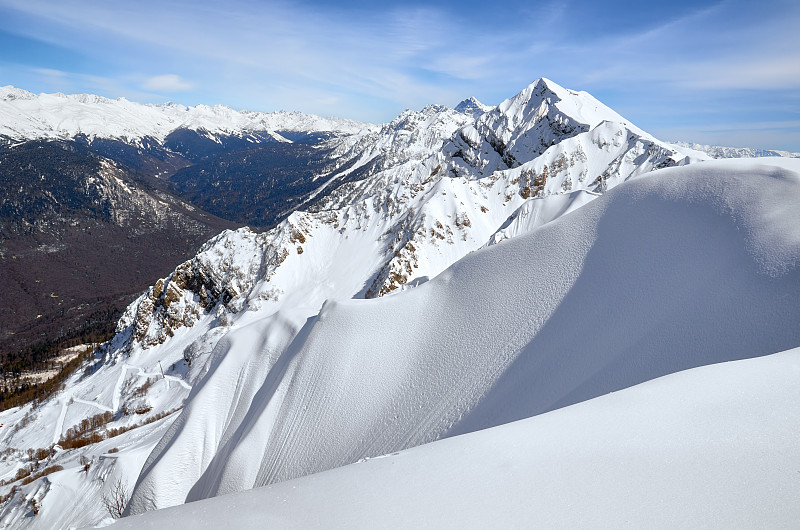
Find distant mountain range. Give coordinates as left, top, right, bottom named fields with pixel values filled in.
left=673, top=140, right=800, bottom=159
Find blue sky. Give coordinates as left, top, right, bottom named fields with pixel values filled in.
left=0, top=0, right=798, bottom=150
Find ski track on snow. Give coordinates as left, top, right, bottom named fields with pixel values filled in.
left=112, top=364, right=129, bottom=413
left=72, top=398, right=113, bottom=413
left=135, top=367, right=192, bottom=390
left=50, top=364, right=190, bottom=444
left=53, top=396, right=70, bottom=445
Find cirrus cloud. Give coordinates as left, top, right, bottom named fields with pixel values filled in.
left=142, top=74, right=194, bottom=92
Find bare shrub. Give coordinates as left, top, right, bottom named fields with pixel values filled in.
left=102, top=478, right=128, bottom=519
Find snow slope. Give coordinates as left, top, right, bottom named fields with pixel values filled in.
left=128, top=157, right=800, bottom=512
left=106, top=346, right=800, bottom=529
left=0, top=86, right=367, bottom=144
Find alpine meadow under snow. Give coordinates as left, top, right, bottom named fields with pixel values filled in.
left=0, top=78, right=798, bottom=529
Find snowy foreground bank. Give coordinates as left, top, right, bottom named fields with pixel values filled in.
left=104, top=347, right=800, bottom=529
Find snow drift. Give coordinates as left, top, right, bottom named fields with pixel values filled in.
left=108, top=346, right=800, bottom=529
left=127, top=157, right=800, bottom=512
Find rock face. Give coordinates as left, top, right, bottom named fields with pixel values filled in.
left=122, top=228, right=269, bottom=350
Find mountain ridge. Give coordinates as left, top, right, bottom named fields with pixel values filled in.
left=0, top=85, right=369, bottom=145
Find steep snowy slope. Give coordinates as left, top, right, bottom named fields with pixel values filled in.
left=128, top=158, right=800, bottom=512
left=107, top=346, right=800, bottom=529
left=0, top=86, right=367, bottom=144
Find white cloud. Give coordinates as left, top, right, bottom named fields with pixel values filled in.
left=142, top=74, right=194, bottom=92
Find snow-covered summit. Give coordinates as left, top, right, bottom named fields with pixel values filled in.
left=444, top=77, right=688, bottom=180
left=0, top=86, right=369, bottom=144
left=0, top=85, right=37, bottom=101
left=454, top=96, right=491, bottom=118
left=500, top=78, right=628, bottom=129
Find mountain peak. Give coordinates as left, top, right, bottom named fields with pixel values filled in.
left=0, top=85, right=36, bottom=102
left=494, top=77, right=642, bottom=137
left=454, top=96, right=490, bottom=118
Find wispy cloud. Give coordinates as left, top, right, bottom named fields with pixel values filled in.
left=142, top=74, right=194, bottom=93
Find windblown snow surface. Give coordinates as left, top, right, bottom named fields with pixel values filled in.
left=107, top=346, right=800, bottom=529
left=121, top=157, right=800, bottom=523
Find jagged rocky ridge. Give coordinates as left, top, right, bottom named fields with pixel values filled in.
left=121, top=79, right=702, bottom=353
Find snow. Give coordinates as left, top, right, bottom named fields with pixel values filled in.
left=0, top=411, right=179, bottom=529
left=119, top=95, right=699, bottom=513
left=104, top=346, right=800, bottom=529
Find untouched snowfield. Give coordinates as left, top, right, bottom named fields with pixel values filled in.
left=107, top=346, right=800, bottom=529
left=130, top=157, right=800, bottom=513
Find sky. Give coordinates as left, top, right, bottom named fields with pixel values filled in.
left=0, top=0, right=798, bottom=151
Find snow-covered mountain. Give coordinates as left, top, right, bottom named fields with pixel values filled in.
left=5, top=79, right=797, bottom=529
left=0, top=86, right=368, bottom=144
left=673, top=140, right=800, bottom=159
